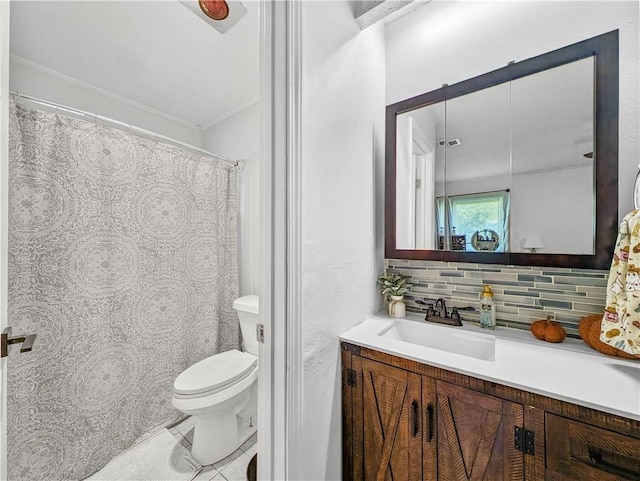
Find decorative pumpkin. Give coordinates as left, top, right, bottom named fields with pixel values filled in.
left=530, top=316, right=566, bottom=343
left=579, top=314, right=640, bottom=360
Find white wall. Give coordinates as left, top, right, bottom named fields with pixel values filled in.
left=202, top=103, right=260, bottom=296
left=511, top=166, right=593, bottom=254
left=386, top=0, right=639, bottom=220
left=9, top=59, right=201, bottom=145
left=300, top=1, right=385, bottom=478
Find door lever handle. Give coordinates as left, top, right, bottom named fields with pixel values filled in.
left=1, top=327, right=38, bottom=358
left=21, top=334, right=37, bottom=352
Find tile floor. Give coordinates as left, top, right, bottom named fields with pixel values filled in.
left=168, top=417, right=256, bottom=481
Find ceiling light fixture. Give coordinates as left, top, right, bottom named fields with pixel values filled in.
left=180, top=0, right=247, bottom=34
left=199, top=0, right=229, bottom=21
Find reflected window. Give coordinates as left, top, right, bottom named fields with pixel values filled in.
left=437, top=191, right=510, bottom=252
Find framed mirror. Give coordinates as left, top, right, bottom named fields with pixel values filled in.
left=385, top=30, right=619, bottom=269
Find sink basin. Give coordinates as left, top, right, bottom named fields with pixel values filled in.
left=378, top=319, right=496, bottom=361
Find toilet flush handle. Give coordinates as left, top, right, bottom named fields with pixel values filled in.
left=256, top=324, right=265, bottom=344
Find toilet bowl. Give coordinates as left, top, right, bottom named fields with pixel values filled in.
left=172, top=295, right=259, bottom=465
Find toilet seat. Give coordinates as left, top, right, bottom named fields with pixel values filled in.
left=174, top=350, right=257, bottom=398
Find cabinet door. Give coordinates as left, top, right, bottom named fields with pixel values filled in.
left=546, top=413, right=640, bottom=480
left=352, top=356, right=424, bottom=481
left=436, top=381, right=524, bottom=481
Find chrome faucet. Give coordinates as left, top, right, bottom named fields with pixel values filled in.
left=415, top=298, right=475, bottom=327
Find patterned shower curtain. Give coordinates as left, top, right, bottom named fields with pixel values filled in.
left=7, top=103, right=240, bottom=480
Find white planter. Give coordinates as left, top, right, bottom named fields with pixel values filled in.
left=388, top=295, right=406, bottom=318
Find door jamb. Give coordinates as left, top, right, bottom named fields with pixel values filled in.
left=0, top=2, right=10, bottom=479
left=259, top=0, right=303, bottom=479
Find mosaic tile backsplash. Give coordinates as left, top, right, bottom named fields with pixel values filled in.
left=386, top=259, right=609, bottom=338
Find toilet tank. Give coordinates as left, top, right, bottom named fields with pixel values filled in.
left=233, top=295, right=259, bottom=357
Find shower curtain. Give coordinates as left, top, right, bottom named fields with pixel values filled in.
left=7, top=103, right=240, bottom=480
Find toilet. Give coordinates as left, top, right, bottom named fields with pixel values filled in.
left=172, top=295, right=259, bottom=465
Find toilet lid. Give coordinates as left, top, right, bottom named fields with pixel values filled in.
left=174, top=349, right=257, bottom=396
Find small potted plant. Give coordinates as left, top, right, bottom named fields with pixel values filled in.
left=377, top=273, right=412, bottom=318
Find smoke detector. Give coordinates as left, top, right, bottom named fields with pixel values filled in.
left=179, top=1, right=247, bottom=33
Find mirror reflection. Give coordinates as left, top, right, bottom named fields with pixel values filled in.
left=511, top=57, right=594, bottom=255
left=395, top=101, right=445, bottom=250
left=395, top=57, right=594, bottom=255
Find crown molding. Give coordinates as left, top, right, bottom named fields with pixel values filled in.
left=10, top=55, right=201, bottom=131
left=201, top=96, right=259, bottom=131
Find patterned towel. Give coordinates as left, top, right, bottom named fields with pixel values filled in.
left=601, top=210, right=640, bottom=356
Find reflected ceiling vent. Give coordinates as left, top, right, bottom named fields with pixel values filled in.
left=179, top=0, right=247, bottom=33
left=352, top=0, right=432, bottom=30
left=437, top=138, right=462, bottom=147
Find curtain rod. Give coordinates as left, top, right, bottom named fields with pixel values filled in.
left=9, top=91, right=240, bottom=168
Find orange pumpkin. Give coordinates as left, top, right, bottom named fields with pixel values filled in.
left=530, top=316, right=566, bottom=343
left=579, top=314, right=640, bottom=360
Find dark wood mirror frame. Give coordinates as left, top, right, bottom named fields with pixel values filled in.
left=385, top=30, right=619, bottom=270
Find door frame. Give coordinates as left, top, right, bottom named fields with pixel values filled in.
left=0, top=1, right=10, bottom=479
left=0, top=1, right=303, bottom=479
left=259, top=0, right=303, bottom=479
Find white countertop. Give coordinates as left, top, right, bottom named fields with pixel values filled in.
left=340, top=312, right=640, bottom=421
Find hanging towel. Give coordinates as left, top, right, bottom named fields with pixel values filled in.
left=601, top=210, right=640, bottom=356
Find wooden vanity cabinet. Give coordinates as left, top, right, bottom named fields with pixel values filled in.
left=436, top=381, right=525, bottom=480
left=545, top=414, right=640, bottom=480
left=349, top=355, right=429, bottom=481
left=342, top=342, right=640, bottom=481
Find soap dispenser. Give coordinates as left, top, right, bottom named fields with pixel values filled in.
left=480, top=285, right=496, bottom=329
